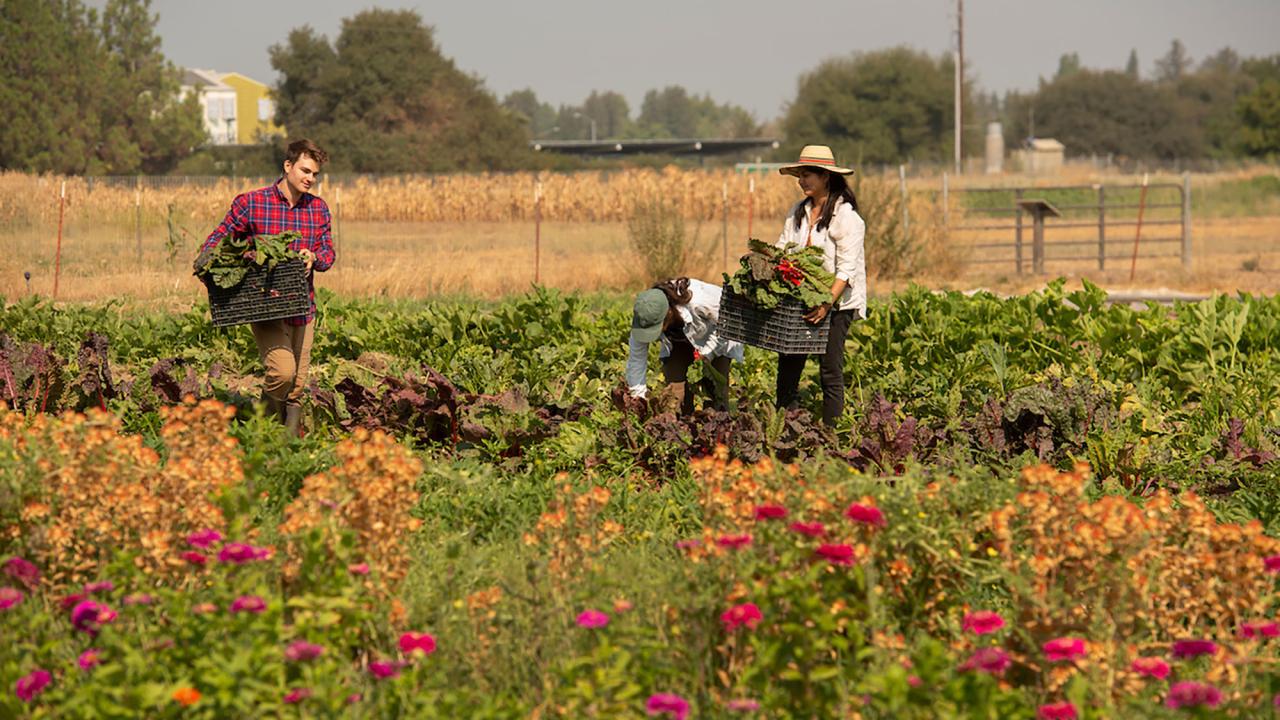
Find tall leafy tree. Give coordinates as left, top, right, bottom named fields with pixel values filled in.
left=780, top=47, right=968, bottom=165
left=1154, top=39, right=1193, bottom=83
left=1238, top=55, right=1280, bottom=156
left=270, top=9, right=527, bottom=172
left=502, top=89, right=557, bottom=138
left=582, top=91, right=630, bottom=139
left=1125, top=49, right=1140, bottom=79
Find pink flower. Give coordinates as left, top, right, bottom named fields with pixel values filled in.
left=721, top=603, right=763, bottom=632
left=576, top=610, right=610, bottom=629
left=960, top=647, right=1011, bottom=674
left=907, top=675, right=922, bottom=687
left=348, top=562, right=370, bottom=576
left=368, top=661, right=400, bottom=679
left=962, top=611, right=1005, bottom=635
left=815, top=543, right=856, bottom=565
left=788, top=521, right=826, bottom=537
left=83, top=581, right=114, bottom=595
left=185, top=529, right=223, bottom=549
left=753, top=505, right=787, bottom=521
left=716, top=534, right=753, bottom=550
left=844, top=502, right=886, bottom=527
left=14, top=669, right=51, bottom=703
left=1238, top=620, right=1280, bottom=640
left=70, top=600, right=115, bottom=635
left=284, top=641, right=325, bottom=662
left=346, top=693, right=362, bottom=704
left=229, top=595, right=266, bottom=614
left=181, top=551, right=207, bottom=567
left=0, top=587, right=23, bottom=611
left=399, top=632, right=437, bottom=656
left=1130, top=656, right=1171, bottom=679
left=60, top=593, right=85, bottom=610
left=217, top=542, right=270, bottom=564
left=1037, top=701, right=1077, bottom=720
left=283, top=688, right=312, bottom=704
left=1264, top=555, right=1280, bottom=573
left=726, top=698, right=760, bottom=712
left=1165, top=681, right=1222, bottom=709
left=3, top=557, right=40, bottom=589
left=123, top=593, right=154, bottom=606
left=1171, top=639, right=1217, bottom=659
left=1043, top=637, right=1087, bottom=662
left=674, top=538, right=702, bottom=550
left=646, top=693, right=690, bottom=720
left=78, top=649, right=103, bottom=671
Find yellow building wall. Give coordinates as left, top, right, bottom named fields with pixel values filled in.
left=221, top=73, right=283, bottom=145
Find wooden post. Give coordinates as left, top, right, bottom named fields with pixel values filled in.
left=1181, top=172, right=1192, bottom=270
left=746, top=176, right=755, bottom=240
left=1096, top=185, right=1106, bottom=270
left=135, top=176, right=142, bottom=265
left=898, top=165, right=910, bottom=240
left=1014, top=188, right=1024, bottom=275
left=941, top=172, right=949, bottom=227
left=53, top=180, right=66, bottom=300
left=1032, top=211, right=1045, bottom=274
left=534, top=178, right=542, bottom=285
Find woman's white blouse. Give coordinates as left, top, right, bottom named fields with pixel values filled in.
left=625, top=278, right=745, bottom=398
left=775, top=197, right=866, bottom=314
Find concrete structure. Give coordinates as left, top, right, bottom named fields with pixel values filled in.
left=984, top=122, right=1004, bottom=174
left=180, top=69, right=238, bottom=145
left=220, top=72, right=283, bottom=145
left=1011, top=138, right=1065, bottom=175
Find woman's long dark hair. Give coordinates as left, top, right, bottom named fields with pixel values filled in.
left=791, top=170, right=858, bottom=233
left=652, top=277, right=692, bottom=329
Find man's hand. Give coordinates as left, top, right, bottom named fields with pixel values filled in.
left=298, top=248, right=315, bottom=271
left=192, top=247, right=214, bottom=274
left=804, top=302, right=831, bottom=324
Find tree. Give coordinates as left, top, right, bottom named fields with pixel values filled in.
left=1056, top=52, right=1081, bottom=80
left=1125, top=49, right=1140, bottom=79
left=1154, top=39, right=1193, bottom=83
left=1238, top=55, right=1280, bottom=156
left=270, top=9, right=528, bottom=172
left=1178, top=47, right=1253, bottom=157
left=638, top=86, right=699, bottom=138
left=0, top=0, right=200, bottom=174
left=502, top=89, right=557, bottom=138
left=780, top=47, right=967, bottom=165
left=582, top=91, right=630, bottom=139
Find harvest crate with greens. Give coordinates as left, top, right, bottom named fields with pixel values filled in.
left=718, top=239, right=834, bottom=354
left=194, top=231, right=310, bottom=327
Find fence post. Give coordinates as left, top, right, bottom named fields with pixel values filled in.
left=534, top=178, right=542, bottom=285
left=721, top=181, right=728, bottom=270
left=1014, top=187, right=1024, bottom=275
left=1181, top=172, right=1192, bottom=270
left=1096, top=185, right=1106, bottom=271
left=334, top=185, right=342, bottom=260
left=746, top=176, right=755, bottom=240
left=898, top=165, right=910, bottom=241
left=135, top=176, right=143, bottom=265
left=941, top=172, right=949, bottom=227
left=53, top=180, right=66, bottom=300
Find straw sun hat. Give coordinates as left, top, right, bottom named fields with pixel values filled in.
left=777, top=144, right=854, bottom=177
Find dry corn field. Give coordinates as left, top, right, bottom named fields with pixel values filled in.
left=0, top=167, right=1276, bottom=305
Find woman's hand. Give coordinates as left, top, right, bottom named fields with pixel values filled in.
left=804, top=302, right=831, bottom=324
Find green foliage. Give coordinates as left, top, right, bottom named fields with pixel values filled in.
left=723, top=239, right=834, bottom=309
left=268, top=9, right=529, bottom=173
left=196, top=231, right=302, bottom=289
left=625, top=197, right=712, bottom=283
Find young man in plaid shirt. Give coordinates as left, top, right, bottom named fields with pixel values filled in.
left=194, top=138, right=336, bottom=437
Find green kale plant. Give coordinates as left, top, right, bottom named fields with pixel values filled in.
left=197, top=232, right=302, bottom=289
left=723, top=238, right=836, bottom=309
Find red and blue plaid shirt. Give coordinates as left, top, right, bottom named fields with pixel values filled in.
left=202, top=179, right=336, bottom=325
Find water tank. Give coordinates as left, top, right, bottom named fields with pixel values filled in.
left=985, top=122, right=1004, bottom=174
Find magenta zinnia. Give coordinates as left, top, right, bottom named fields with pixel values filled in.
left=716, top=534, right=753, bottom=550
left=576, top=610, right=610, bottom=629
left=399, top=632, right=437, bottom=656
left=962, top=610, right=1005, bottom=635
left=1171, top=639, right=1218, bottom=659
left=83, top=581, right=114, bottom=595
left=753, top=505, right=788, bottom=520
left=70, top=600, right=115, bottom=635
left=646, top=693, right=690, bottom=720
left=1130, top=656, right=1170, bottom=679
left=0, top=587, right=22, bottom=611
left=3, top=557, right=40, bottom=589
left=218, top=542, right=270, bottom=564
left=721, top=602, right=763, bottom=632
left=1037, top=701, right=1077, bottom=720
left=284, top=640, right=325, bottom=662
left=959, top=647, right=1010, bottom=674
left=229, top=595, right=267, bottom=614
left=844, top=502, right=886, bottom=527
left=1265, top=555, right=1280, bottom=573
left=815, top=543, right=855, bottom=565
left=185, top=529, right=223, bottom=549
left=788, top=521, right=826, bottom=537
left=1238, top=621, right=1280, bottom=640
left=368, top=661, right=401, bottom=679
left=283, top=688, right=312, bottom=704
left=1043, top=637, right=1087, bottom=662
left=78, top=649, right=103, bottom=671
left=14, top=669, right=51, bottom=703
left=1165, top=681, right=1222, bottom=709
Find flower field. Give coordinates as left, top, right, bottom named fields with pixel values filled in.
left=2, top=281, right=1279, bottom=717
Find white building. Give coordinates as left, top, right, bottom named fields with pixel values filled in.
left=179, top=69, right=238, bottom=146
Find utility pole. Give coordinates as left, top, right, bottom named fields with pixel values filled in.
left=954, top=0, right=964, bottom=175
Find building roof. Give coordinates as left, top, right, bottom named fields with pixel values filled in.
left=1029, top=138, right=1065, bottom=151
left=530, top=137, right=780, bottom=157
left=181, top=68, right=233, bottom=91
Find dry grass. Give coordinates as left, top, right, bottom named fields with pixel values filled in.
left=1, top=168, right=1276, bottom=307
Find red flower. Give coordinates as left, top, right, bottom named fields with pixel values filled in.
left=959, top=647, right=1010, bottom=674
left=181, top=551, right=207, bottom=566
left=576, top=610, right=609, bottom=629
left=14, top=669, right=51, bottom=703
left=284, top=641, right=325, bottom=662
left=1165, top=681, right=1221, bottom=709
left=753, top=505, right=788, bottom=521
left=815, top=544, right=855, bottom=565
left=1265, top=555, right=1280, bottom=572
left=646, top=693, right=690, bottom=720
left=1043, top=637, right=1087, bottom=662
left=368, top=661, right=400, bottom=680
left=217, top=542, right=270, bottom=564
left=283, top=688, right=312, bottom=704
left=78, top=649, right=103, bottom=671
left=716, top=534, right=753, bottom=550
left=721, top=602, right=763, bottom=632
left=962, top=611, right=1005, bottom=635
left=1171, top=639, right=1217, bottom=659
left=0, top=587, right=22, bottom=611
left=230, top=595, right=267, bottom=614
left=1130, top=656, right=1170, bottom=679
left=788, top=521, right=826, bottom=537
left=1238, top=620, right=1280, bottom=640
left=399, top=632, right=437, bottom=656
left=1037, top=701, right=1077, bottom=720
left=185, top=529, right=223, bottom=549
left=3, top=557, right=40, bottom=589
left=844, top=503, right=886, bottom=527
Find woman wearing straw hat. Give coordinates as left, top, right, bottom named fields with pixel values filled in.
left=626, top=278, right=745, bottom=415
left=773, top=144, right=866, bottom=427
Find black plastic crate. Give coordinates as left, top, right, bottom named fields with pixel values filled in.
left=718, top=286, right=830, bottom=354
left=203, top=258, right=310, bottom=327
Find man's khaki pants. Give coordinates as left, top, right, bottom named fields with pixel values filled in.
left=251, top=320, right=315, bottom=404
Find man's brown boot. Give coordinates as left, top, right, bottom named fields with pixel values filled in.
left=283, top=402, right=304, bottom=439
left=260, top=391, right=282, bottom=422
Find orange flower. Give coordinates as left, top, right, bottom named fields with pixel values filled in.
left=173, top=687, right=201, bottom=706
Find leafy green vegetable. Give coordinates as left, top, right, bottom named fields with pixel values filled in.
left=196, top=232, right=302, bottom=289
left=723, top=238, right=836, bottom=309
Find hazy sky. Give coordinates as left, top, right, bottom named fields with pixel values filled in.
left=111, top=0, right=1280, bottom=122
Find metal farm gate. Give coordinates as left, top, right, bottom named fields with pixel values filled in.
left=950, top=176, right=1192, bottom=274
